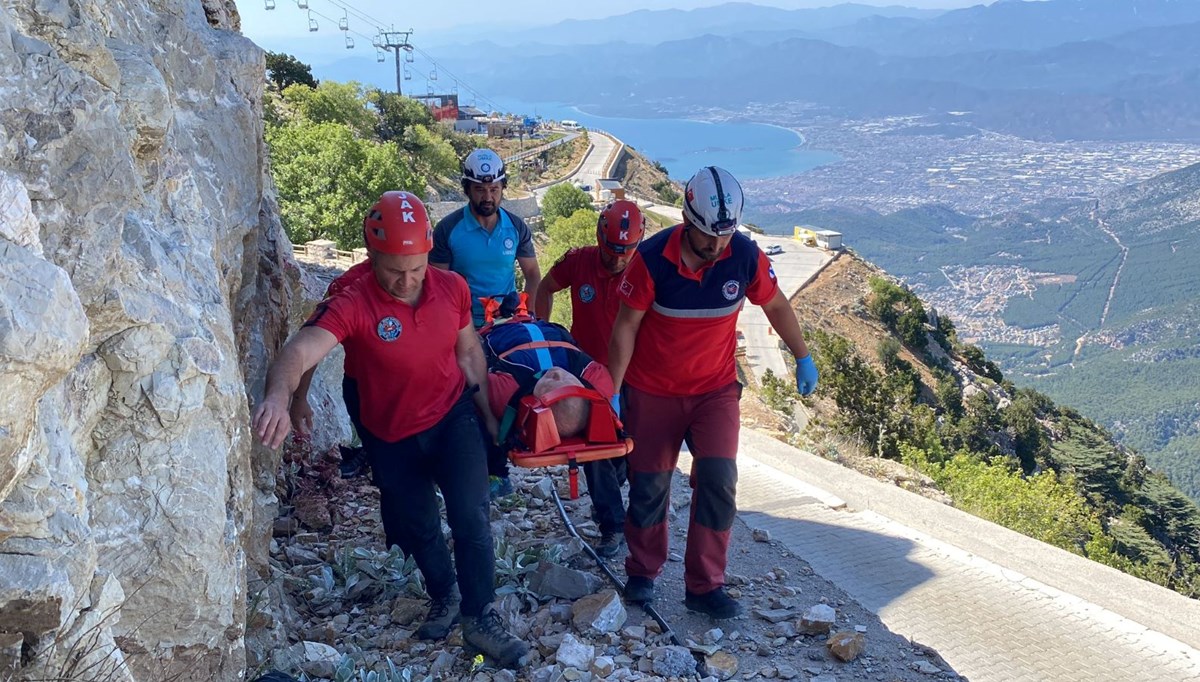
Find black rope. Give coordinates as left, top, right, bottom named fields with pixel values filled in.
left=548, top=485, right=680, bottom=644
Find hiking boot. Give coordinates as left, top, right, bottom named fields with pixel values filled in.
left=594, top=531, right=625, bottom=559
left=684, top=587, right=743, bottom=620
left=338, top=445, right=369, bottom=479
left=489, top=475, right=515, bottom=499
left=462, top=606, right=530, bottom=669
left=415, top=586, right=460, bottom=640
left=623, top=575, right=655, bottom=604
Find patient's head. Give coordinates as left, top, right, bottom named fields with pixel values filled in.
left=532, top=368, right=592, bottom=439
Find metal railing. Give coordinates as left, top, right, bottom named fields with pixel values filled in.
left=292, top=243, right=366, bottom=266
left=502, top=132, right=579, bottom=164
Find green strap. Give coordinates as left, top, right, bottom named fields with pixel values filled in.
left=498, top=406, right=518, bottom=444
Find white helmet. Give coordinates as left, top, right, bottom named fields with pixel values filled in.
left=682, top=166, right=743, bottom=236
left=462, top=148, right=506, bottom=185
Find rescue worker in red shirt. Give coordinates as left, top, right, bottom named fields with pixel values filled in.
left=533, top=200, right=647, bottom=558
left=608, top=167, right=819, bottom=619
left=252, top=192, right=529, bottom=669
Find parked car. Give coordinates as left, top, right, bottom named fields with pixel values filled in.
left=765, top=244, right=784, bottom=256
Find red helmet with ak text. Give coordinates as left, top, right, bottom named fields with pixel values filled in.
left=596, top=200, right=646, bottom=256
left=362, top=191, right=432, bottom=255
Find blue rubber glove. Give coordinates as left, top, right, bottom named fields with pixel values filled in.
left=609, top=394, right=621, bottom=418
left=795, top=354, right=819, bottom=396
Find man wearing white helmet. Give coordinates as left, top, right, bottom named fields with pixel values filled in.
left=432, top=148, right=542, bottom=329
left=432, top=148, right=543, bottom=498
left=607, top=166, right=820, bottom=619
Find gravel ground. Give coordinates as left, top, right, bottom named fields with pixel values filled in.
left=253, top=445, right=963, bottom=682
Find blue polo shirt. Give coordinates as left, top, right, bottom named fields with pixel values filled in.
left=432, top=207, right=535, bottom=326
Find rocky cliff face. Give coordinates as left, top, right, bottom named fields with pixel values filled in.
left=0, top=1, right=291, bottom=679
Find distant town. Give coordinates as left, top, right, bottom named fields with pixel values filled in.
left=717, top=105, right=1200, bottom=216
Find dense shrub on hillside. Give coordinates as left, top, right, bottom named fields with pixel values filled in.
left=542, top=184, right=594, bottom=227
left=651, top=179, right=679, bottom=205
left=761, top=369, right=798, bottom=414
left=267, top=121, right=415, bottom=248
left=959, top=343, right=1005, bottom=383
left=809, top=329, right=929, bottom=459
left=867, top=277, right=929, bottom=350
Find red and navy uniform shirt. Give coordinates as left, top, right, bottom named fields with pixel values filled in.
left=487, top=361, right=614, bottom=420
left=322, top=260, right=373, bottom=379
left=547, top=246, right=626, bottom=365
left=618, top=225, right=778, bottom=397
left=304, top=267, right=471, bottom=442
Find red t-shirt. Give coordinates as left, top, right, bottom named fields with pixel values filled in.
left=547, top=246, right=626, bottom=365
left=306, top=267, right=471, bottom=442
left=487, top=361, right=614, bottom=419
left=618, top=226, right=778, bottom=397
left=323, top=260, right=373, bottom=379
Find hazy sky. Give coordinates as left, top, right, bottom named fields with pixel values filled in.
left=240, top=0, right=989, bottom=41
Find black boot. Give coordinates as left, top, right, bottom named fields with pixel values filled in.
left=684, top=586, right=743, bottom=619
left=623, top=575, right=655, bottom=604
left=461, top=606, right=529, bottom=669
left=338, top=445, right=369, bottom=479
left=415, top=586, right=460, bottom=640
left=594, top=530, right=625, bottom=559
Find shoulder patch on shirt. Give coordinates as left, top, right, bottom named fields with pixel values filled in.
left=619, top=279, right=633, bottom=296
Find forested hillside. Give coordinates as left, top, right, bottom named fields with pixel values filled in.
left=263, top=53, right=473, bottom=250
left=772, top=254, right=1200, bottom=598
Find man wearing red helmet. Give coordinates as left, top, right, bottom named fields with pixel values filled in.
left=532, top=200, right=646, bottom=558
left=608, top=167, right=819, bottom=620
left=252, top=192, right=529, bottom=669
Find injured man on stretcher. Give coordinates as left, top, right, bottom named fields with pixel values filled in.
left=479, top=315, right=631, bottom=558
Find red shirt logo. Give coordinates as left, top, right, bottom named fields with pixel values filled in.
left=377, top=316, right=402, bottom=341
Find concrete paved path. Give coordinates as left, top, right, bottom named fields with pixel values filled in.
left=534, top=130, right=618, bottom=205
left=737, top=237, right=833, bottom=384
left=698, top=431, right=1200, bottom=682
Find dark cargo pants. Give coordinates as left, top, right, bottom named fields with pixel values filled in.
left=361, top=392, right=494, bottom=617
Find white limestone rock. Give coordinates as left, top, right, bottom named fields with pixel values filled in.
left=0, top=2, right=292, bottom=680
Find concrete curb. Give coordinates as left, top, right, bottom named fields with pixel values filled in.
left=591, top=130, right=624, bottom=178
left=787, top=250, right=840, bottom=302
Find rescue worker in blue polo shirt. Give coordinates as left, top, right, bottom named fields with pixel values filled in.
left=431, top=149, right=542, bottom=329
left=432, top=148, right=542, bottom=498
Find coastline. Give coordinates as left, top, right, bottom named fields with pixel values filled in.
left=494, top=97, right=838, bottom=181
